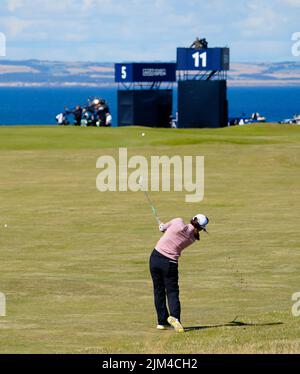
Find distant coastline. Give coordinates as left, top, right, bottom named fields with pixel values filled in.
left=0, top=60, right=300, bottom=87
left=0, top=82, right=117, bottom=88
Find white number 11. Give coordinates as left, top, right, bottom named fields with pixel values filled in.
left=192, top=51, right=207, bottom=68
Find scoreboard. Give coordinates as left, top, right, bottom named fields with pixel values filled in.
left=177, top=47, right=230, bottom=71
left=115, top=63, right=177, bottom=83
left=115, top=48, right=229, bottom=83
left=115, top=45, right=230, bottom=129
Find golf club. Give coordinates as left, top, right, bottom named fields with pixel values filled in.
left=139, top=177, right=161, bottom=225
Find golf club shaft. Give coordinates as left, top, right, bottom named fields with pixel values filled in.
left=143, top=190, right=161, bottom=225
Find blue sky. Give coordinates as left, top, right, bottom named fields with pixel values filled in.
left=0, top=0, right=299, bottom=62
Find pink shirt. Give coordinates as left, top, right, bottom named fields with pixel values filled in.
left=155, top=218, right=196, bottom=261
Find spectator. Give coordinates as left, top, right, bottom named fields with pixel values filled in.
left=190, top=37, right=208, bottom=49
left=56, top=112, right=69, bottom=126
left=65, top=105, right=83, bottom=126
left=97, top=100, right=110, bottom=126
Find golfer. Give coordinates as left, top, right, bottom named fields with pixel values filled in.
left=149, top=214, right=209, bottom=333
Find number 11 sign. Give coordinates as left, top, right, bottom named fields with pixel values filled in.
left=177, top=47, right=230, bottom=71
left=192, top=51, right=207, bottom=68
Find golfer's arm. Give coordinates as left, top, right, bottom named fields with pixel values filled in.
left=161, top=220, right=172, bottom=231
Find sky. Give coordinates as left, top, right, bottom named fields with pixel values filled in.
left=0, top=0, right=300, bottom=62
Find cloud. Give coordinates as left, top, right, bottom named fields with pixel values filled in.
left=0, top=0, right=299, bottom=61
left=82, top=0, right=94, bottom=11
left=279, top=0, right=300, bottom=6
left=6, top=0, right=24, bottom=12
left=1, top=16, right=32, bottom=38
left=234, top=1, right=288, bottom=38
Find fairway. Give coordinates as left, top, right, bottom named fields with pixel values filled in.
left=0, top=124, right=299, bottom=353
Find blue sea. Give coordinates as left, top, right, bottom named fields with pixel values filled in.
left=0, top=86, right=299, bottom=126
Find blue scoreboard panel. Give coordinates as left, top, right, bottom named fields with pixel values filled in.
left=177, top=47, right=230, bottom=71
left=115, top=63, right=177, bottom=83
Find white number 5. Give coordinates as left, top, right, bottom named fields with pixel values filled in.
left=121, top=66, right=127, bottom=79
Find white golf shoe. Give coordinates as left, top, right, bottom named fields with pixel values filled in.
left=156, top=324, right=171, bottom=330
left=167, top=316, right=184, bottom=333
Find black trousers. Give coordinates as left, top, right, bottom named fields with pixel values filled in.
left=149, top=249, right=181, bottom=325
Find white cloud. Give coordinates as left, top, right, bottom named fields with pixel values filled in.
left=2, top=16, right=32, bottom=38
left=0, top=0, right=299, bottom=61
left=82, top=0, right=94, bottom=11
left=233, top=0, right=289, bottom=38
left=6, top=0, right=24, bottom=12
left=279, top=0, right=300, bottom=6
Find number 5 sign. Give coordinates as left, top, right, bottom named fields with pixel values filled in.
left=115, top=64, right=133, bottom=82
left=115, top=63, right=176, bottom=83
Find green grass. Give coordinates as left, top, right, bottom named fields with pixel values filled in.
left=0, top=124, right=299, bottom=353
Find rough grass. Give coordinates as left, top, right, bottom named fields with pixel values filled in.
left=0, top=124, right=299, bottom=353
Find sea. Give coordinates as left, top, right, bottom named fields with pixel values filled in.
left=0, top=86, right=299, bottom=126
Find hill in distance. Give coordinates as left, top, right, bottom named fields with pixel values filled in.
left=0, top=59, right=300, bottom=87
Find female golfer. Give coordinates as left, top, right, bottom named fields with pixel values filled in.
left=149, top=214, right=209, bottom=333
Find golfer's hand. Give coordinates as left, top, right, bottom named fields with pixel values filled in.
left=159, top=223, right=166, bottom=232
